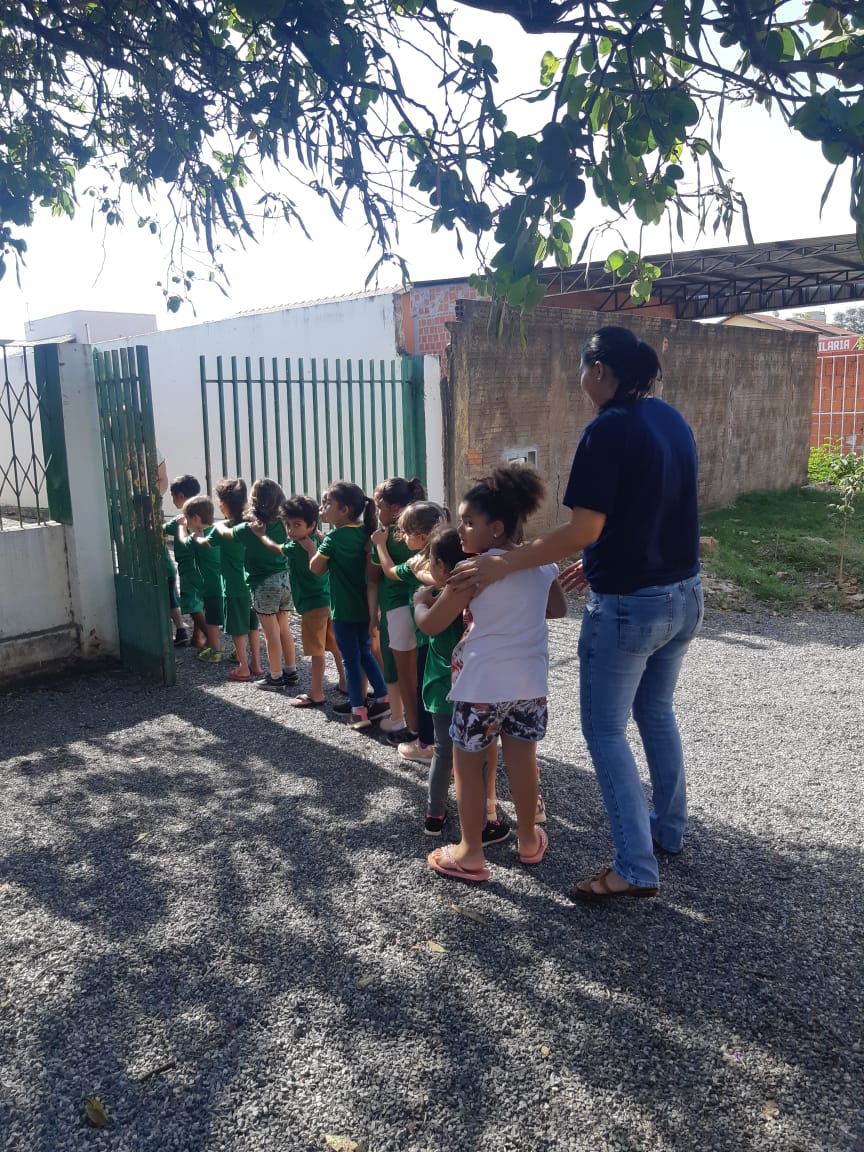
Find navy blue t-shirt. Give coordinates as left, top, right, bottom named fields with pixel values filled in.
left=563, top=397, right=700, bottom=594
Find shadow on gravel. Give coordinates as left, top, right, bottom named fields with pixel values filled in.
left=699, top=608, right=864, bottom=650
left=1, top=664, right=862, bottom=1152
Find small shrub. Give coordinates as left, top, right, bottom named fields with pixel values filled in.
left=808, top=438, right=844, bottom=483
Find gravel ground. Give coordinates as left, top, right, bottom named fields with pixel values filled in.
left=1, top=605, right=862, bottom=1152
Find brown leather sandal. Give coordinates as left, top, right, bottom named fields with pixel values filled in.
left=568, top=866, right=658, bottom=903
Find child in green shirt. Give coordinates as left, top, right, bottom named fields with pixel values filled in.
left=165, top=473, right=206, bottom=649
left=252, top=494, right=346, bottom=706
left=309, top=481, right=390, bottom=730
left=212, top=477, right=298, bottom=691
left=177, top=494, right=224, bottom=663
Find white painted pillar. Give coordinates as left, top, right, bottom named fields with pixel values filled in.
left=58, top=343, right=119, bottom=657
left=423, top=354, right=445, bottom=505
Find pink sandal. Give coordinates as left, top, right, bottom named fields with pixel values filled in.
left=427, top=844, right=491, bottom=883
left=227, top=668, right=251, bottom=682
left=518, top=826, right=549, bottom=866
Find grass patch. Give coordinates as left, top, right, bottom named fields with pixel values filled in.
left=700, top=486, right=864, bottom=610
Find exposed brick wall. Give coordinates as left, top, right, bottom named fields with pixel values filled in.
left=445, top=301, right=815, bottom=531
left=410, top=282, right=479, bottom=362
left=812, top=351, right=864, bottom=452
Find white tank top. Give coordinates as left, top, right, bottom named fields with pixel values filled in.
left=449, top=550, right=558, bottom=704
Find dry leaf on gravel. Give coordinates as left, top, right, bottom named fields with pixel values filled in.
left=412, top=940, right=446, bottom=953
left=449, top=902, right=484, bottom=923
left=540, top=1045, right=551, bottom=1058
left=85, top=1098, right=108, bottom=1128
left=762, top=1099, right=780, bottom=1120
left=357, top=974, right=375, bottom=989
left=324, top=1136, right=366, bottom=1152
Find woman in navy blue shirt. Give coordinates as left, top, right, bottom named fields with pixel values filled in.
left=452, top=326, right=703, bottom=901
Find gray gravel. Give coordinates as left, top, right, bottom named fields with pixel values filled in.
left=1, top=605, right=862, bottom=1152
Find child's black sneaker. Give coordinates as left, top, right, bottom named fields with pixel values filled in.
left=366, top=699, right=391, bottom=722
left=424, top=814, right=447, bottom=837
left=385, top=727, right=417, bottom=747
left=482, top=818, right=512, bottom=846
left=256, top=673, right=286, bottom=691
left=347, top=707, right=371, bottom=730
left=333, top=694, right=373, bottom=715
left=282, top=667, right=299, bottom=686
left=173, top=628, right=189, bottom=647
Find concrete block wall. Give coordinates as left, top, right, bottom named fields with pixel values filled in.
left=445, top=301, right=815, bottom=533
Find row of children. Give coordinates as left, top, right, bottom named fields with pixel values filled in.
left=163, top=464, right=564, bottom=875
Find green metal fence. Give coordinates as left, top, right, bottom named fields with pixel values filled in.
left=0, top=342, right=71, bottom=528
left=94, top=346, right=175, bottom=685
left=199, top=354, right=426, bottom=498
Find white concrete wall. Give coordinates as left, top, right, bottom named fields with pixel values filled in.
left=423, top=355, right=445, bottom=505
left=99, top=291, right=404, bottom=512
left=26, top=310, right=157, bottom=344
left=0, top=342, right=120, bottom=680
left=0, top=523, right=72, bottom=635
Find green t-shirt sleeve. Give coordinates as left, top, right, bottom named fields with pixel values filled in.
left=317, top=532, right=335, bottom=557
left=393, top=560, right=418, bottom=586
left=164, top=519, right=177, bottom=539
left=231, top=522, right=250, bottom=541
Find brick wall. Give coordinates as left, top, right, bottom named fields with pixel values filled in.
left=812, top=350, right=864, bottom=451
left=410, top=282, right=479, bottom=361
left=445, top=301, right=815, bottom=531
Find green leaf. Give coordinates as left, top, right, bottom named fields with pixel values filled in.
left=540, top=51, right=561, bottom=87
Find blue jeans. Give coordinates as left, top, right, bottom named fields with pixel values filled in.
left=332, top=619, right=387, bottom=708
left=578, top=575, right=703, bottom=888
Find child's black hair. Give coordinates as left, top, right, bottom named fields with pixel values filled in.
left=247, top=477, right=286, bottom=524
left=324, top=480, right=377, bottom=536
left=214, top=477, right=247, bottom=522
left=398, top=501, right=449, bottom=537
left=169, top=474, right=201, bottom=500
left=183, top=495, right=214, bottom=525
left=281, top=494, right=320, bottom=528
left=462, top=465, right=545, bottom=540
left=429, top=526, right=467, bottom=572
left=374, top=476, right=426, bottom=507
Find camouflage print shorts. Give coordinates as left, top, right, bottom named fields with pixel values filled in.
left=450, top=697, right=548, bottom=752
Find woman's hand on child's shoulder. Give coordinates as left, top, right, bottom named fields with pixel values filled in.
left=371, top=526, right=388, bottom=549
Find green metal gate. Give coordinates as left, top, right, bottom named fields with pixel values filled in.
left=199, top=354, right=426, bottom=498
left=94, top=346, right=176, bottom=685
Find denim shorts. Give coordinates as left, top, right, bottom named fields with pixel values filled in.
left=252, top=571, right=293, bottom=616
left=450, top=697, right=548, bottom=752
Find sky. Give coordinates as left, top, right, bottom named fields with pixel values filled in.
left=0, top=8, right=859, bottom=341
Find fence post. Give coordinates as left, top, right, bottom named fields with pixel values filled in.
left=401, top=355, right=427, bottom=487
left=58, top=344, right=120, bottom=658
left=33, top=344, right=73, bottom=524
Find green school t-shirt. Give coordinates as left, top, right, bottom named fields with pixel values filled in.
left=423, top=605, right=464, bottom=715
left=317, top=524, right=368, bottom=622
left=204, top=519, right=248, bottom=598
left=231, top=521, right=288, bottom=589
left=393, top=559, right=427, bottom=647
left=280, top=535, right=331, bottom=616
left=164, top=518, right=203, bottom=594
left=370, top=528, right=416, bottom=612
left=189, top=525, right=223, bottom=598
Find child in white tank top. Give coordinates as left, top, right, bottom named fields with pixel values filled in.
left=418, top=466, right=566, bottom=883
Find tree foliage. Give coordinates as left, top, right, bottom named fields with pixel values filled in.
left=832, top=306, right=864, bottom=333
left=1, top=0, right=863, bottom=310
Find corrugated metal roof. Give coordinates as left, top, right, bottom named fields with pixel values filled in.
left=228, top=284, right=405, bottom=319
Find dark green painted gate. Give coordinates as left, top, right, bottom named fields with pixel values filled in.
left=94, top=346, right=175, bottom=685
left=199, top=354, right=426, bottom=498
